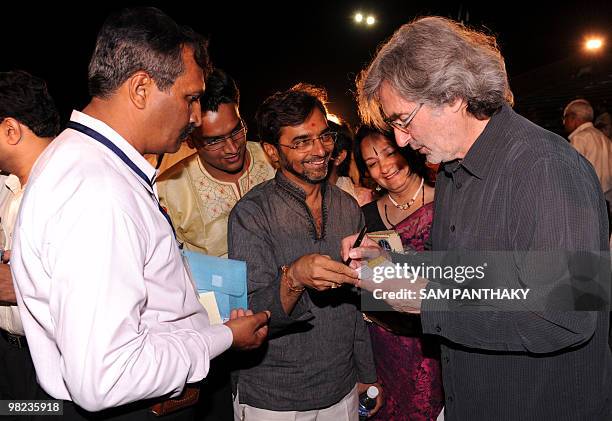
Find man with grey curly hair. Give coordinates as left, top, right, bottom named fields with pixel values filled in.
left=346, top=16, right=612, bottom=421
left=357, top=16, right=513, bottom=164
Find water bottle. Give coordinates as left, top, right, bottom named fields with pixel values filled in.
left=358, top=385, right=379, bottom=420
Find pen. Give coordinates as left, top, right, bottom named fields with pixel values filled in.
left=344, top=225, right=368, bottom=266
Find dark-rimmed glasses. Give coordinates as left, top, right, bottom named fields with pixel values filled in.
left=384, top=103, right=423, bottom=134
left=201, top=120, right=247, bottom=151
left=278, top=131, right=337, bottom=152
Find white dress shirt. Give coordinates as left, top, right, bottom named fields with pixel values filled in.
left=11, top=111, right=233, bottom=412
left=569, top=122, right=612, bottom=202
left=0, top=174, right=25, bottom=334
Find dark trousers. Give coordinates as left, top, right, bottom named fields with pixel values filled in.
left=0, top=329, right=50, bottom=421
left=0, top=330, right=231, bottom=421
left=195, top=354, right=233, bottom=421
left=49, top=358, right=233, bottom=421
left=60, top=402, right=195, bottom=421
left=0, top=330, right=196, bottom=421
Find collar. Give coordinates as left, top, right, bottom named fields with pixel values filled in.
left=69, top=110, right=158, bottom=184
left=275, top=170, right=328, bottom=202
left=445, top=104, right=512, bottom=179
left=4, top=174, right=23, bottom=195
left=568, top=122, right=594, bottom=141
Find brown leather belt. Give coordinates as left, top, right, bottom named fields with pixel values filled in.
left=150, top=384, right=200, bottom=416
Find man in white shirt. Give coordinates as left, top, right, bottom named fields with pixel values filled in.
left=563, top=99, right=612, bottom=204
left=11, top=7, right=269, bottom=420
left=0, top=71, right=60, bottom=410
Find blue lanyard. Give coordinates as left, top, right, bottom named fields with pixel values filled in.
left=66, top=121, right=177, bottom=239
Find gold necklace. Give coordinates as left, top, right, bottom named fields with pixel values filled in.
left=387, top=178, right=424, bottom=210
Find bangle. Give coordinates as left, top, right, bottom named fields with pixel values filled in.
left=281, top=265, right=305, bottom=294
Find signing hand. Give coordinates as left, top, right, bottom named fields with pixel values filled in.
left=341, top=233, right=385, bottom=270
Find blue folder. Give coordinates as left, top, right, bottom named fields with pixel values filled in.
left=182, top=249, right=248, bottom=322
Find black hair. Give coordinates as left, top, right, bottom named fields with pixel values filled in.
left=256, top=83, right=327, bottom=145
left=353, top=125, right=427, bottom=182
left=328, top=120, right=353, bottom=177
left=0, top=70, right=60, bottom=138
left=88, top=7, right=210, bottom=98
left=200, top=68, right=240, bottom=113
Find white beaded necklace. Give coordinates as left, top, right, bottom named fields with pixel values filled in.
left=387, top=178, right=424, bottom=210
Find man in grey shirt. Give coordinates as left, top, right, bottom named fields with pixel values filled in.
left=229, top=84, right=379, bottom=420
left=345, top=16, right=612, bottom=421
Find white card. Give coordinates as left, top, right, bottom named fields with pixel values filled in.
left=198, top=292, right=222, bottom=325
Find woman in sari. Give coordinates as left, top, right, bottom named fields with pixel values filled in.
left=354, top=126, right=443, bottom=420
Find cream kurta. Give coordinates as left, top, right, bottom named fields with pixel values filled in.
left=158, top=142, right=275, bottom=257
left=569, top=122, right=612, bottom=202
left=0, top=174, right=25, bottom=334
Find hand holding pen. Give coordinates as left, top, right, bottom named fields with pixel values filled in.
left=343, top=225, right=368, bottom=267
left=341, top=226, right=386, bottom=270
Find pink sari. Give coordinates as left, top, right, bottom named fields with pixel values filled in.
left=369, top=202, right=444, bottom=420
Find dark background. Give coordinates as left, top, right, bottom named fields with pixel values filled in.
left=3, top=1, right=612, bottom=134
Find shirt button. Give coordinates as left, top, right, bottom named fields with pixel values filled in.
left=450, top=225, right=455, bottom=232
left=435, top=325, right=442, bottom=333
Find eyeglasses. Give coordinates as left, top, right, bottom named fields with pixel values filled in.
left=279, top=132, right=337, bottom=152
left=200, top=120, right=247, bottom=151
left=384, top=103, right=423, bottom=134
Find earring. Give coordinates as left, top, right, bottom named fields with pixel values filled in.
left=375, top=185, right=381, bottom=192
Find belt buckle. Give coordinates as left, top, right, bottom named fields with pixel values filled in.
left=150, top=385, right=199, bottom=416
left=7, top=333, right=24, bottom=348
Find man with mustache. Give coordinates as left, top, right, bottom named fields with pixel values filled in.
left=228, top=84, right=380, bottom=420
left=11, top=8, right=270, bottom=420
left=157, top=68, right=275, bottom=258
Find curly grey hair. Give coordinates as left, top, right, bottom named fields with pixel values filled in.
left=357, top=16, right=514, bottom=129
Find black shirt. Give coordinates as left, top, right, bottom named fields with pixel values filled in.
left=420, top=105, right=612, bottom=420
left=361, top=200, right=386, bottom=232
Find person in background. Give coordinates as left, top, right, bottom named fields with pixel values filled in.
left=327, top=120, right=373, bottom=206
left=594, top=111, right=612, bottom=139
left=354, top=125, right=442, bottom=421
left=563, top=99, right=612, bottom=207
left=0, top=70, right=60, bottom=413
